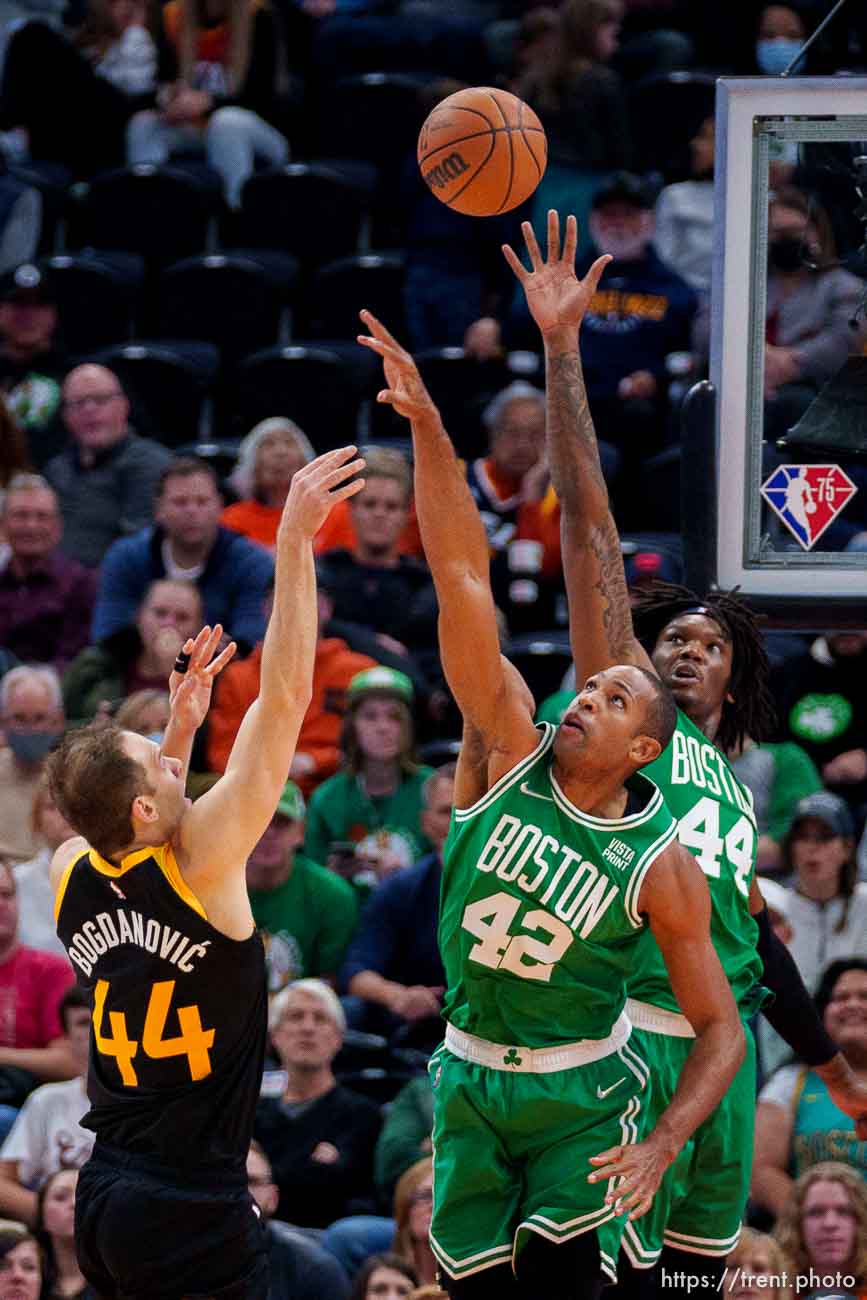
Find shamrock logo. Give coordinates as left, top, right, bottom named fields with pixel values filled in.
left=503, top=1048, right=522, bottom=1068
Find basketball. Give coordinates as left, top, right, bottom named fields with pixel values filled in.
left=417, top=86, right=547, bottom=218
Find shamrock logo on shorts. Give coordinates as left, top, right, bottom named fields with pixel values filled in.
left=503, top=1048, right=523, bottom=1068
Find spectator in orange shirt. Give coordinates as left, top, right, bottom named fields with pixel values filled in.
left=206, top=570, right=379, bottom=796
left=221, top=418, right=314, bottom=551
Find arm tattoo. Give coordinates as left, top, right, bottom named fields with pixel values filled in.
left=546, top=351, right=607, bottom=502
left=589, top=516, right=633, bottom=657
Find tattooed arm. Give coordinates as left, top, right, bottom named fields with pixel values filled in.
left=503, top=212, right=655, bottom=682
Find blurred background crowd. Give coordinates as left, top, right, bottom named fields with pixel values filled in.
left=0, top=0, right=865, bottom=1295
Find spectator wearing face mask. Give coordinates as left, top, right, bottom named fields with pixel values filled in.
left=0, top=667, right=65, bottom=866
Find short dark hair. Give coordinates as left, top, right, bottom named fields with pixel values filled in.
left=634, top=667, right=677, bottom=755
left=59, top=984, right=91, bottom=1032
left=46, top=724, right=151, bottom=859
left=157, top=457, right=219, bottom=497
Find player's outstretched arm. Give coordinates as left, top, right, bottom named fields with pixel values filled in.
left=504, top=211, right=653, bottom=684
left=161, top=623, right=237, bottom=782
left=588, top=843, right=745, bottom=1220
left=358, top=312, right=537, bottom=780
left=178, top=447, right=365, bottom=880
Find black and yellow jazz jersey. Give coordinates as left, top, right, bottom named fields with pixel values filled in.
left=55, top=842, right=266, bottom=1170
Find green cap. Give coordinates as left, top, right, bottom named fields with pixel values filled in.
left=275, top=780, right=306, bottom=821
left=347, top=665, right=414, bottom=703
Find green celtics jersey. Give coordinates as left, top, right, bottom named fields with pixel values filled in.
left=632, top=709, right=763, bottom=1014
left=439, top=723, right=679, bottom=1048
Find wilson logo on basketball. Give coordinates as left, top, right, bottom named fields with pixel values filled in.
left=424, top=152, right=471, bottom=190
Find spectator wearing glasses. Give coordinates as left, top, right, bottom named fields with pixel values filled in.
left=44, top=364, right=172, bottom=569
left=246, top=1141, right=350, bottom=1300
left=776, top=792, right=867, bottom=995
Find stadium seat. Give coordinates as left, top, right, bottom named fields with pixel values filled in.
left=88, top=341, right=220, bottom=446
left=418, top=738, right=462, bottom=768
left=334, top=1068, right=416, bottom=1107
left=221, top=343, right=368, bottom=447
left=306, top=252, right=406, bottom=341
left=9, top=162, right=72, bottom=255
left=315, top=73, right=427, bottom=172
left=626, top=72, right=716, bottom=183
left=235, top=163, right=374, bottom=266
left=154, top=253, right=298, bottom=362
left=65, top=166, right=222, bottom=268
left=44, top=252, right=143, bottom=353
left=504, top=632, right=573, bottom=710
left=414, top=348, right=513, bottom=462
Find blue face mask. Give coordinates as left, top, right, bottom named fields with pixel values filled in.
left=756, top=38, right=803, bottom=75
left=145, top=731, right=165, bottom=745
left=6, top=730, right=61, bottom=764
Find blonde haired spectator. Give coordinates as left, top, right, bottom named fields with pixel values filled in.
left=775, top=1162, right=867, bottom=1288
left=726, top=1227, right=793, bottom=1300
left=13, top=776, right=74, bottom=958
left=392, top=1159, right=436, bottom=1289
left=113, top=689, right=170, bottom=738
left=222, top=418, right=314, bottom=551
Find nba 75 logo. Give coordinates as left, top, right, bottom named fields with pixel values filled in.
left=760, top=464, right=857, bottom=551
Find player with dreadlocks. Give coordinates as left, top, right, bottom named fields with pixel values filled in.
left=504, top=212, right=867, bottom=1296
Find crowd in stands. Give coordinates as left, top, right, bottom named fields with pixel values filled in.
left=0, top=0, right=864, bottom=1294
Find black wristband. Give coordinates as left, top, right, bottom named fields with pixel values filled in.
left=173, top=650, right=191, bottom=675
left=755, top=906, right=838, bottom=1066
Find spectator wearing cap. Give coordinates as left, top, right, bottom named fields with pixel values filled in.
left=314, top=448, right=437, bottom=659
left=303, top=668, right=435, bottom=891
left=0, top=474, right=96, bottom=673
left=340, top=765, right=452, bottom=1046
left=206, top=564, right=378, bottom=795
left=43, top=363, right=173, bottom=569
left=221, top=417, right=315, bottom=552
left=247, top=781, right=359, bottom=994
left=0, top=266, right=67, bottom=469
left=91, top=457, right=273, bottom=653
left=775, top=792, right=867, bottom=995
left=579, top=172, right=697, bottom=442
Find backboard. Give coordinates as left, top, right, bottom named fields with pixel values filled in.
left=711, top=77, right=867, bottom=622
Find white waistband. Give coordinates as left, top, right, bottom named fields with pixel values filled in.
left=444, top=1012, right=631, bottom=1074
left=626, top=998, right=695, bottom=1039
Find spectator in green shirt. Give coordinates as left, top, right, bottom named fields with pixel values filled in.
left=248, top=781, right=359, bottom=992
left=303, top=668, right=434, bottom=896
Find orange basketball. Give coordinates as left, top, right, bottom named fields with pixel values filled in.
left=417, top=86, right=547, bottom=217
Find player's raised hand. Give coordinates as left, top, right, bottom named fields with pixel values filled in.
left=587, top=1134, right=674, bottom=1221
left=281, top=446, right=365, bottom=539
left=357, top=310, right=440, bottom=426
left=503, top=210, right=611, bottom=339
left=169, top=623, right=237, bottom=732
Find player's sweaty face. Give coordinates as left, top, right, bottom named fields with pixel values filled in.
left=652, top=614, right=732, bottom=715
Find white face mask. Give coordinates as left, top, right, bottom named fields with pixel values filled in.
left=589, top=213, right=652, bottom=262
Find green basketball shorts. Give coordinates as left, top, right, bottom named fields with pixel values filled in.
left=428, top=1019, right=651, bottom=1284
left=620, top=999, right=757, bottom=1267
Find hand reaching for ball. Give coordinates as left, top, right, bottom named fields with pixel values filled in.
left=357, top=310, right=440, bottom=427
left=503, top=210, right=612, bottom=341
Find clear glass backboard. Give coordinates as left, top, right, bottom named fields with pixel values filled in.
left=713, top=77, right=867, bottom=608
